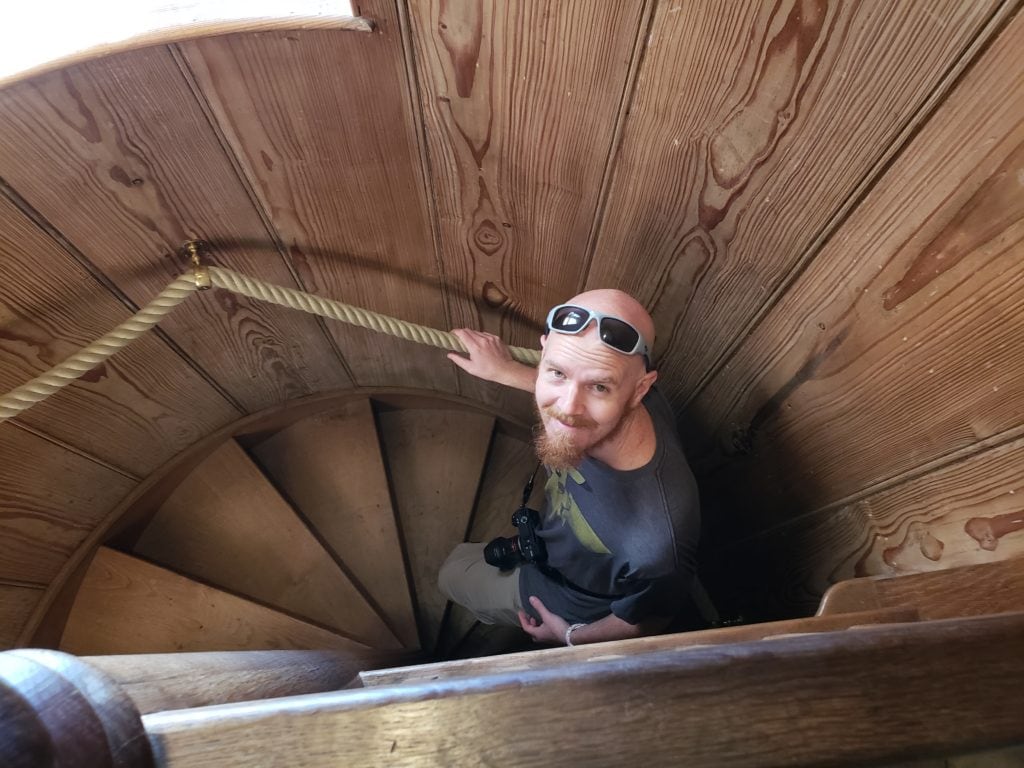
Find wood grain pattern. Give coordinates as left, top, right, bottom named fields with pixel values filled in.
left=145, top=612, right=1024, bottom=768
left=589, top=0, right=1004, bottom=408
left=0, top=45, right=352, bottom=411
left=405, top=0, right=645, bottom=408
left=0, top=585, right=42, bottom=648
left=708, top=434, right=1024, bottom=621
left=0, top=423, right=136, bottom=586
left=0, top=193, right=239, bottom=476
left=377, top=408, right=494, bottom=652
left=179, top=2, right=456, bottom=396
left=250, top=399, right=418, bottom=649
left=134, top=439, right=400, bottom=648
left=688, top=8, right=1024, bottom=539
left=60, top=547, right=374, bottom=655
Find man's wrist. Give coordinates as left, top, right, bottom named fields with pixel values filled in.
left=564, top=622, right=586, bottom=647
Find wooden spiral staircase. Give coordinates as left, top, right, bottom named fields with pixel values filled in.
left=56, top=392, right=540, bottom=663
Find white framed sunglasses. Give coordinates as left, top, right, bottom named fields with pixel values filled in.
left=545, top=304, right=652, bottom=366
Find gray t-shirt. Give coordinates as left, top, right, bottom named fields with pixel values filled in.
left=519, top=387, right=700, bottom=625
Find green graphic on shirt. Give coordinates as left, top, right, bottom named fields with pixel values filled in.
left=545, top=468, right=611, bottom=555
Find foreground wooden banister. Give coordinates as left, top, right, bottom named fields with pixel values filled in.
left=360, top=605, right=919, bottom=688
left=144, top=611, right=1024, bottom=767
left=82, top=650, right=406, bottom=715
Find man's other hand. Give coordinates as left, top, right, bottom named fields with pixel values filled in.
left=518, top=596, right=569, bottom=645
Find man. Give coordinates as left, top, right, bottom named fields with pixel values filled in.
left=438, top=289, right=700, bottom=646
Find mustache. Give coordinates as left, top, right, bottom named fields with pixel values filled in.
left=541, top=406, right=597, bottom=429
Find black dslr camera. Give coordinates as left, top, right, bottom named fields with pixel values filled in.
left=484, top=505, right=547, bottom=571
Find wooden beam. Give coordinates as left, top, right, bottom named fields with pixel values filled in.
left=362, top=606, right=918, bottom=688
left=144, top=611, right=1024, bottom=767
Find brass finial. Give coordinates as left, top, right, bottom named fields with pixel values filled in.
left=182, top=240, right=212, bottom=290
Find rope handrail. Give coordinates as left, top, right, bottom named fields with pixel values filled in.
left=0, top=264, right=540, bottom=424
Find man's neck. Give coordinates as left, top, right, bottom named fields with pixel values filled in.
left=588, top=402, right=656, bottom=471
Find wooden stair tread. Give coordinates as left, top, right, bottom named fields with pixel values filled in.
left=60, top=548, right=375, bottom=655
left=818, top=556, right=1024, bottom=619
left=250, top=399, right=418, bottom=648
left=133, top=440, right=399, bottom=649
left=360, top=606, right=919, bottom=687
left=377, top=408, right=494, bottom=653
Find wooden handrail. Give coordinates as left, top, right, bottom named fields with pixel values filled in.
left=142, top=611, right=1024, bottom=767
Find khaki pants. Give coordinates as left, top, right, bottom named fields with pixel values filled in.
left=438, top=542, right=524, bottom=627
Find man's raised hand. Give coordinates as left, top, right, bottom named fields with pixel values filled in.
left=447, top=328, right=537, bottom=392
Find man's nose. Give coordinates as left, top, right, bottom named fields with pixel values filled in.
left=559, top=383, right=584, bottom=415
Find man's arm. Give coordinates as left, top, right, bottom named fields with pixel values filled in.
left=519, top=596, right=667, bottom=646
left=447, top=328, right=537, bottom=392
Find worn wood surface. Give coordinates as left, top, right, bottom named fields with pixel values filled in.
left=405, top=0, right=644, bottom=409
left=134, top=439, right=399, bottom=648
left=820, top=557, right=1024, bottom=622
left=377, top=408, right=494, bottom=652
left=251, top=399, right=418, bottom=649
left=0, top=423, right=136, bottom=586
left=0, top=584, right=42, bottom=648
left=0, top=45, right=352, bottom=411
left=83, top=649, right=396, bottom=715
left=363, top=606, right=918, bottom=688
left=589, top=0, right=1007, bottom=408
left=0, top=192, right=239, bottom=476
left=145, top=611, right=1024, bottom=768
left=179, top=2, right=455, bottom=396
left=61, top=547, right=375, bottom=654
left=690, top=6, right=1024, bottom=546
left=0, top=2, right=371, bottom=89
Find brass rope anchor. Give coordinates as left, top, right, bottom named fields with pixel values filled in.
left=182, top=240, right=212, bottom=290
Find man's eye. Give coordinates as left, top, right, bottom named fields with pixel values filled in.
left=593, top=384, right=608, bottom=393
left=549, top=369, right=565, bottom=379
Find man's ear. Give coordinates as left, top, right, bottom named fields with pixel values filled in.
left=631, top=369, right=658, bottom=408
left=540, top=333, right=548, bottom=349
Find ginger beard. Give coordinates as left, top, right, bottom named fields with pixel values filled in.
left=533, top=401, right=635, bottom=471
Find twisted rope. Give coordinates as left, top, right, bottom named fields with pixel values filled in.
left=208, top=266, right=541, bottom=365
left=0, top=276, right=199, bottom=421
left=0, top=265, right=540, bottom=424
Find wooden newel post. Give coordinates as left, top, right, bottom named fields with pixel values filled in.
left=0, top=649, right=153, bottom=768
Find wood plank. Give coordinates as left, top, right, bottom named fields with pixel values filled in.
left=133, top=439, right=400, bottom=649
left=688, top=8, right=1024, bottom=538
left=60, top=547, right=374, bottom=655
left=144, top=612, right=1024, bottom=768
left=0, top=45, right=352, bottom=411
left=404, top=0, right=646, bottom=409
left=821, top=558, right=1024, bottom=623
left=0, top=192, right=239, bottom=476
left=364, top=606, right=919, bottom=688
left=0, top=423, right=136, bottom=585
left=0, top=584, right=43, bottom=648
left=377, top=408, right=494, bottom=652
left=588, top=0, right=1006, bottom=408
left=178, top=3, right=456, bottom=397
left=250, top=399, right=419, bottom=649
left=83, top=650, right=398, bottom=715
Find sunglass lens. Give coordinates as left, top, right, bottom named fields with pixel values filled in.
left=598, top=317, right=640, bottom=354
left=551, top=306, right=590, bottom=331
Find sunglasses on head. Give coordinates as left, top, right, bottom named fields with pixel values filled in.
left=545, top=304, right=652, bottom=366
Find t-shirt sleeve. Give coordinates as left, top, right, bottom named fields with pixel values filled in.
left=609, top=567, right=693, bottom=624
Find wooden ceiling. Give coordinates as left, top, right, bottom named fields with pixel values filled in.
left=0, top=0, right=1022, bottom=639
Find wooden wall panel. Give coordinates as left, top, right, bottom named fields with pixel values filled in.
left=61, top=547, right=373, bottom=655
left=0, top=584, right=43, bottom=648
left=0, top=46, right=351, bottom=411
left=0, top=194, right=238, bottom=476
left=707, top=436, right=1024, bottom=622
left=405, top=0, right=646, bottom=405
left=0, top=423, right=136, bottom=585
left=588, top=0, right=1006, bottom=408
left=179, top=2, right=455, bottom=394
left=689, top=9, right=1024, bottom=541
